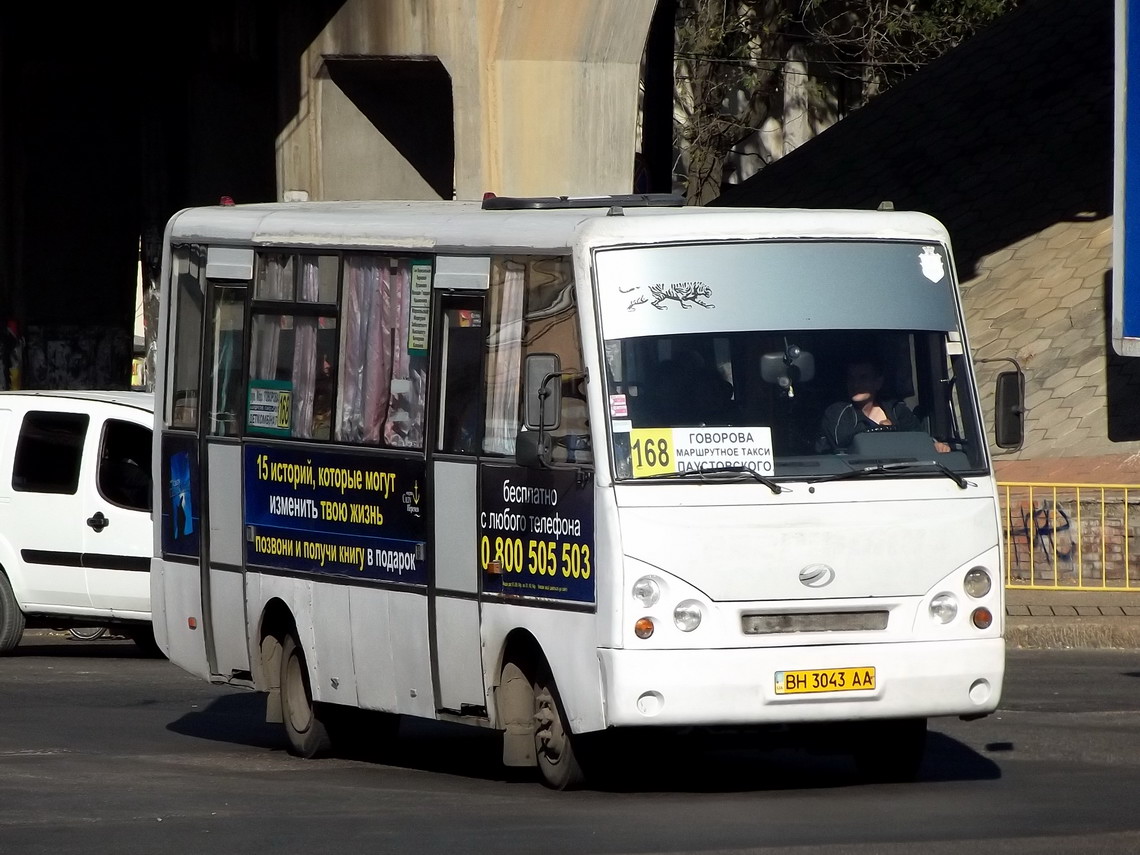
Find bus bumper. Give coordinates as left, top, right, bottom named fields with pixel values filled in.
left=596, top=638, right=1004, bottom=728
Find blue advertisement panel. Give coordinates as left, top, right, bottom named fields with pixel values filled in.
left=244, top=444, right=428, bottom=585
left=479, top=464, right=595, bottom=604
left=1115, top=0, right=1140, bottom=352
left=161, top=433, right=201, bottom=558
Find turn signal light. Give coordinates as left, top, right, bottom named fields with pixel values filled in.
left=187, top=617, right=198, bottom=630
left=971, top=607, right=993, bottom=629
left=634, top=618, right=655, bottom=639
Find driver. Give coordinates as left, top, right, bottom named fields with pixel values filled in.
left=817, top=356, right=950, bottom=453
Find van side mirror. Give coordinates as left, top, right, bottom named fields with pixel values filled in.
left=994, top=369, right=1025, bottom=449
left=524, top=353, right=561, bottom=430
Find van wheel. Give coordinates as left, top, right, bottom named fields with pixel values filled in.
left=68, top=627, right=108, bottom=641
left=852, top=717, right=927, bottom=783
left=0, top=572, right=25, bottom=653
left=533, top=670, right=585, bottom=790
left=280, top=633, right=332, bottom=758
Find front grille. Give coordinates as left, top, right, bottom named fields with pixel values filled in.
left=741, top=611, right=889, bottom=634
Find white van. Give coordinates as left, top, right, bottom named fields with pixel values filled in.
left=0, top=390, right=155, bottom=653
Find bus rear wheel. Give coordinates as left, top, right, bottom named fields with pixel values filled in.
left=852, top=716, right=927, bottom=783
left=280, top=633, right=332, bottom=758
left=533, top=671, right=585, bottom=790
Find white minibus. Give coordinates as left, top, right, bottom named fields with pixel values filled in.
left=152, top=194, right=1020, bottom=788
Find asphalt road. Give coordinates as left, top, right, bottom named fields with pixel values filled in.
left=1, top=632, right=1139, bottom=854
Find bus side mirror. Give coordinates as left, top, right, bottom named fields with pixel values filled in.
left=524, top=353, right=561, bottom=430
left=515, top=429, right=553, bottom=468
left=994, top=369, right=1025, bottom=449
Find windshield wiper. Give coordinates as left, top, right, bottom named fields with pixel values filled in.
left=665, top=463, right=784, bottom=494
left=809, top=461, right=968, bottom=489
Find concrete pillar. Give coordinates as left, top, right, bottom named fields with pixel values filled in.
left=278, top=0, right=657, bottom=202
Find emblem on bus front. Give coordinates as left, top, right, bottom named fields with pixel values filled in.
left=799, top=564, right=835, bottom=588
left=919, top=246, right=946, bottom=283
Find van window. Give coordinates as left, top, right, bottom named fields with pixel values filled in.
left=98, top=420, right=152, bottom=511
left=13, top=411, right=89, bottom=494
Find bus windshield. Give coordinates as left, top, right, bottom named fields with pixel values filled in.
left=594, top=241, right=987, bottom=481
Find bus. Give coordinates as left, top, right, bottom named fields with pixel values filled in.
left=151, top=194, right=1022, bottom=789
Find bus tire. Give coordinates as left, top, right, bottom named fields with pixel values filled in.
left=280, top=633, right=332, bottom=758
left=852, top=717, right=927, bottom=783
left=533, top=668, right=585, bottom=791
left=0, top=571, right=25, bottom=654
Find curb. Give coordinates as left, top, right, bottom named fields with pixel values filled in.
left=1006, top=616, right=1140, bottom=650
left=1004, top=590, right=1140, bottom=649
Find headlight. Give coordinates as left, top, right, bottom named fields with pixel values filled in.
left=929, top=592, right=958, bottom=624
left=963, top=567, right=992, bottom=598
left=673, top=600, right=703, bottom=632
left=632, top=576, right=661, bottom=607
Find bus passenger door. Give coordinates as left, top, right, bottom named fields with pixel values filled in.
left=199, top=261, right=252, bottom=679
left=429, top=294, right=487, bottom=715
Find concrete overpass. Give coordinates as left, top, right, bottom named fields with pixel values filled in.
left=0, top=0, right=666, bottom=388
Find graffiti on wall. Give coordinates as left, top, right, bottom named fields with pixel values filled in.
left=24, top=325, right=132, bottom=389
left=1007, top=499, right=1075, bottom=577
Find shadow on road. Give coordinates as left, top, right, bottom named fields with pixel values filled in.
left=166, top=691, right=1002, bottom=792
left=11, top=633, right=155, bottom=659
left=166, top=692, right=284, bottom=751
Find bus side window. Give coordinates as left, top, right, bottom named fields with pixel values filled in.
left=482, top=259, right=524, bottom=456
left=484, top=255, right=590, bottom=459
left=170, top=247, right=204, bottom=430
left=437, top=305, right=484, bottom=454
left=245, top=254, right=340, bottom=441
left=207, top=285, right=246, bottom=436
left=248, top=310, right=338, bottom=440
left=336, top=255, right=428, bottom=448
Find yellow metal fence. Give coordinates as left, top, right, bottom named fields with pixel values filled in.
left=999, top=482, right=1140, bottom=591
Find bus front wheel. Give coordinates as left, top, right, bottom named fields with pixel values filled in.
left=533, top=670, right=585, bottom=791
left=280, top=633, right=332, bottom=758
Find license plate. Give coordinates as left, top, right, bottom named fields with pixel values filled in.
left=775, top=667, right=876, bottom=695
